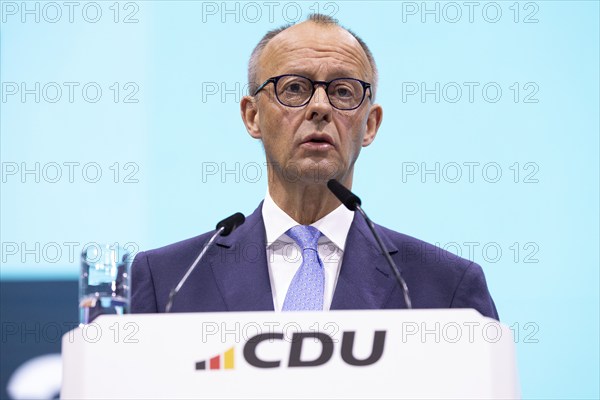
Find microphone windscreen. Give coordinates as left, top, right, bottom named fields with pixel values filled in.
left=216, top=212, right=245, bottom=236
left=327, top=179, right=361, bottom=211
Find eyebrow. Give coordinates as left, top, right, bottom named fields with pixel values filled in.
left=279, top=69, right=365, bottom=80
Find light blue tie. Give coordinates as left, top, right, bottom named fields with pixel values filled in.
left=282, top=225, right=324, bottom=311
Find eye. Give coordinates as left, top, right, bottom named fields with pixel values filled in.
left=335, top=87, right=352, bottom=97
left=287, top=83, right=303, bottom=93
left=329, top=79, right=361, bottom=100
left=330, top=82, right=357, bottom=98
left=280, top=78, right=311, bottom=95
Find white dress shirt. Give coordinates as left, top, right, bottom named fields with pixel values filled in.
left=262, top=191, right=355, bottom=311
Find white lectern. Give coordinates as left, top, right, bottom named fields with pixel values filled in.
left=61, top=309, right=519, bottom=399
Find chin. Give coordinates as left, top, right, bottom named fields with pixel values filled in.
left=281, top=158, right=343, bottom=185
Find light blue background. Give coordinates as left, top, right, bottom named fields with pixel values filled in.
left=1, top=1, right=598, bottom=398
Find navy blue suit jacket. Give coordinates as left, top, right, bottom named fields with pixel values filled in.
left=131, top=203, right=499, bottom=319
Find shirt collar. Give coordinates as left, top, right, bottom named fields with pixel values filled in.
left=262, top=190, right=354, bottom=251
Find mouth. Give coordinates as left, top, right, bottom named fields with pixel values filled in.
left=300, top=133, right=335, bottom=150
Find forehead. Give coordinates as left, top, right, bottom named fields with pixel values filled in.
left=258, top=22, right=372, bottom=82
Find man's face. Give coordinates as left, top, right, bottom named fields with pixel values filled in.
left=242, top=22, right=382, bottom=185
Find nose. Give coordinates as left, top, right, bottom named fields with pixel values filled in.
left=305, top=85, right=332, bottom=123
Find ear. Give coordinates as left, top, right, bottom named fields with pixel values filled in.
left=362, top=103, right=383, bottom=147
left=240, top=95, right=262, bottom=139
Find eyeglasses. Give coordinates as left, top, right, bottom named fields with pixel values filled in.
left=253, top=74, right=372, bottom=111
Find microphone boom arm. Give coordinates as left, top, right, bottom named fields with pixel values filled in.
left=164, top=226, right=224, bottom=313
left=355, top=204, right=412, bottom=309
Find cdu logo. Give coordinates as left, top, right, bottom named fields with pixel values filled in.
left=196, top=330, right=386, bottom=371
left=195, top=347, right=234, bottom=370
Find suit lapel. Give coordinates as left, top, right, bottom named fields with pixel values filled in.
left=330, top=213, right=402, bottom=310
left=209, top=203, right=275, bottom=311
left=208, top=203, right=402, bottom=311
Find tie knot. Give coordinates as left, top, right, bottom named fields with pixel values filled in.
left=286, top=225, right=321, bottom=251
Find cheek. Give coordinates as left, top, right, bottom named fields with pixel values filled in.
left=263, top=106, right=307, bottom=142
left=259, top=105, right=301, bottom=156
left=335, top=114, right=367, bottom=153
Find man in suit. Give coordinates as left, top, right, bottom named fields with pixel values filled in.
left=131, top=14, right=499, bottom=319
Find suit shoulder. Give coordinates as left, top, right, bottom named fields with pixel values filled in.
left=143, top=231, right=215, bottom=261
left=374, top=223, right=474, bottom=271
left=373, top=223, right=498, bottom=318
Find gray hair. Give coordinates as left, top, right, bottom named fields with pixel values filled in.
left=247, top=13, right=378, bottom=99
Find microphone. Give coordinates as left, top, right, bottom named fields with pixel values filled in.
left=165, top=212, right=245, bottom=313
left=327, top=179, right=361, bottom=211
left=327, top=179, right=412, bottom=309
left=216, top=212, right=245, bottom=236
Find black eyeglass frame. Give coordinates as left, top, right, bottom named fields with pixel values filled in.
left=253, top=74, right=373, bottom=111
